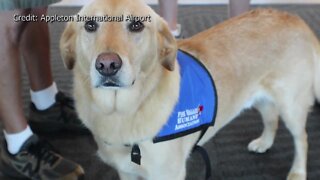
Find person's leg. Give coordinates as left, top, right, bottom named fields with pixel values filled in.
left=159, top=0, right=181, bottom=37
left=20, top=7, right=53, bottom=91
left=0, top=9, right=35, bottom=158
left=159, top=0, right=177, bottom=31
left=19, top=7, right=89, bottom=134
left=229, top=0, right=251, bottom=18
left=20, top=7, right=58, bottom=111
left=0, top=10, right=29, bottom=134
left=0, top=9, right=84, bottom=179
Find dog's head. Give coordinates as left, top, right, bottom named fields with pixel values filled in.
left=60, top=0, right=177, bottom=90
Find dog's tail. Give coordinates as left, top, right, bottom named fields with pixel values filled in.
left=313, top=36, right=320, bottom=103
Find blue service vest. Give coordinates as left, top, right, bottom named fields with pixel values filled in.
left=153, top=50, right=218, bottom=143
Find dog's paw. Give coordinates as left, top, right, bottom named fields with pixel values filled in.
left=287, top=172, right=306, bottom=180
left=247, top=137, right=272, bottom=153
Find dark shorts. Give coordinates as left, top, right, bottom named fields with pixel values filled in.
left=0, top=0, right=60, bottom=11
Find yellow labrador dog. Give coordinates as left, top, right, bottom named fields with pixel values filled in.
left=60, top=0, right=320, bottom=179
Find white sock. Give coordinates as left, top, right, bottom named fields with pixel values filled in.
left=30, top=82, right=58, bottom=110
left=4, top=126, right=33, bottom=155
left=171, top=24, right=181, bottom=37
left=171, top=29, right=180, bottom=37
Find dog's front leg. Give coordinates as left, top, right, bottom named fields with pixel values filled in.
left=147, top=163, right=186, bottom=180
left=118, top=167, right=186, bottom=180
left=116, top=157, right=186, bottom=180
left=118, top=171, right=142, bottom=180
left=146, top=148, right=188, bottom=180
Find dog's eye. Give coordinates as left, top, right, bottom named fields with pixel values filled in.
left=84, top=20, right=98, bottom=32
left=128, top=21, right=144, bottom=32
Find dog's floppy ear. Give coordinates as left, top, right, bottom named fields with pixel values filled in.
left=60, top=22, right=76, bottom=70
left=157, top=18, right=177, bottom=71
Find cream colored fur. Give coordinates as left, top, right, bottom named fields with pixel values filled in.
left=60, top=0, right=320, bottom=179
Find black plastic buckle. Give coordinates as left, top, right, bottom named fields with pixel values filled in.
left=131, top=144, right=141, bottom=165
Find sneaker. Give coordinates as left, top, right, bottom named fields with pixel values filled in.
left=0, top=135, right=84, bottom=180
left=28, top=92, right=90, bottom=135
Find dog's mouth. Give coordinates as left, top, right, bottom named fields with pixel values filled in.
left=96, top=78, right=135, bottom=88
left=102, top=81, right=120, bottom=87
left=98, top=78, right=120, bottom=88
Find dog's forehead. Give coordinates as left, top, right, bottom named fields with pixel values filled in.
left=80, top=0, right=154, bottom=17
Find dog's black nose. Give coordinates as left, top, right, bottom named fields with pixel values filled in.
left=95, top=52, right=122, bottom=76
